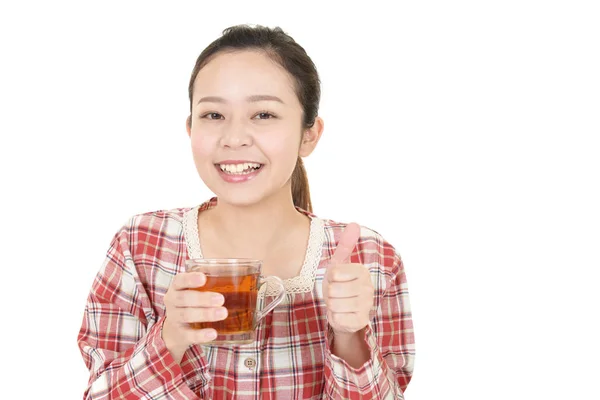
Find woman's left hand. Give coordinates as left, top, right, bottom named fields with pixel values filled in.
left=323, top=223, right=374, bottom=335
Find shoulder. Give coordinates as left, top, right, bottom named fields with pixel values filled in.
left=113, top=205, right=195, bottom=234
left=110, top=205, right=196, bottom=253
left=124, top=206, right=193, bottom=233
left=319, top=216, right=402, bottom=276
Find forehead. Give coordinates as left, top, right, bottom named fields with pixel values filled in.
left=192, top=50, right=298, bottom=104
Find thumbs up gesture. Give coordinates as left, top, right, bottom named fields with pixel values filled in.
left=323, top=223, right=375, bottom=335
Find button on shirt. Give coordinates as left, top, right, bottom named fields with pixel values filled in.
left=244, top=358, right=256, bottom=370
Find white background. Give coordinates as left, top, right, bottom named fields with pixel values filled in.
left=1, top=0, right=598, bottom=398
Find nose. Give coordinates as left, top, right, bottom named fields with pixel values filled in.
left=219, top=119, right=253, bottom=149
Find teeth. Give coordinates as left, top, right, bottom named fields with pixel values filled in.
left=219, top=163, right=261, bottom=174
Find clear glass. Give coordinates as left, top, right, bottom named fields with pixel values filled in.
left=184, top=258, right=285, bottom=345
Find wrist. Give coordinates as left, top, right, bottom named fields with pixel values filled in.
left=330, top=327, right=370, bottom=369
left=332, top=327, right=366, bottom=341
left=333, top=328, right=366, bottom=347
left=161, top=318, right=188, bottom=364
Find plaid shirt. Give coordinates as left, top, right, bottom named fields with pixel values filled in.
left=78, top=198, right=415, bottom=399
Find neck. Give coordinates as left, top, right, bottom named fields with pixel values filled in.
left=203, top=189, right=307, bottom=254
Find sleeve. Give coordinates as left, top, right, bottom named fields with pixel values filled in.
left=77, top=225, right=212, bottom=399
left=322, top=253, right=415, bottom=399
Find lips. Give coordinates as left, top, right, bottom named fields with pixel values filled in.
left=214, top=161, right=265, bottom=183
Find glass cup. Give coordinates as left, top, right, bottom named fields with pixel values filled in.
left=184, top=258, right=285, bottom=345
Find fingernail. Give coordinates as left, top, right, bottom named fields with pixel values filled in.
left=195, top=272, right=206, bottom=285
left=206, top=329, right=217, bottom=340
left=212, top=294, right=224, bottom=305
left=216, top=308, right=228, bottom=319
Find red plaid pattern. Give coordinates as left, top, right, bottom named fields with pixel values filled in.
left=78, top=198, right=415, bottom=399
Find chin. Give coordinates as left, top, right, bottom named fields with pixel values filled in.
left=200, top=166, right=292, bottom=208
left=217, top=192, right=264, bottom=207
left=207, top=185, right=272, bottom=208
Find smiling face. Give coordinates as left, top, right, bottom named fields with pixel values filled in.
left=187, top=50, right=321, bottom=207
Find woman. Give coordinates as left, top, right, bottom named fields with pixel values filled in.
left=78, top=24, right=415, bottom=399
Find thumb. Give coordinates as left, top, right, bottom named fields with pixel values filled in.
left=330, top=223, right=361, bottom=265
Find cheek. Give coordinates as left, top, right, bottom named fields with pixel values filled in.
left=190, top=132, right=214, bottom=159
left=257, top=128, right=302, bottom=160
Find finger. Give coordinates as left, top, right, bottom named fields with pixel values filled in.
left=182, top=327, right=219, bottom=344
left=327, top=281, right=360, bottom=298
left=174, top=290, right=224, bottom=308
left=328, top=312, right=365, bottom=331
left=327, top=264, right=361, bottom=283
left=171, top=272, right=206, bottom=290
left=330, top=223, right=361, bottom=265
left=178, top=306, right=228, bottom=324
left=327, top=297, right=361, bottom=313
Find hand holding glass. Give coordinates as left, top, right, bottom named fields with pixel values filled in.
left=184, top=258, right=285, bottom=344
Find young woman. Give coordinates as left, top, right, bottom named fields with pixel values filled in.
left=78, top=24, right=415, bottom=399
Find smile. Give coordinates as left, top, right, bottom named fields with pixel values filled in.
left=217, top=162, right=263, bottom=175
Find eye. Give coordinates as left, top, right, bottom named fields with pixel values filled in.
left=253, top=112, right=276, bottom=120
left=201, top=112, right=224, bottom=120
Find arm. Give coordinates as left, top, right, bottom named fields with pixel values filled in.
left=77, top=227, right=211, bottom=399
left=323, top=253, right=415, bottom=399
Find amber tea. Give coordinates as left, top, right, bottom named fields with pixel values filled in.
left=184, top=258, right=285, bottom=345
left=189, top=272, right=259, bottom=334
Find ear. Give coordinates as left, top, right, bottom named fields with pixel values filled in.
left=186, top=115, right=192, bottom=137
left=299, top=116, right=324, bottom=157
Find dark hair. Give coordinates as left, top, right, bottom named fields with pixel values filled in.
left=187, top=24, right=320, bottom=213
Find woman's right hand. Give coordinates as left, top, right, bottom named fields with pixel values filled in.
left=162, top=272, right=228, bottom=363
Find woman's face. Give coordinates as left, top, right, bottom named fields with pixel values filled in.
left=187, top=50, right=317, bottom=207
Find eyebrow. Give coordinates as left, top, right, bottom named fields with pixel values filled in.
left=196, top=95, right=285, bottom=105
